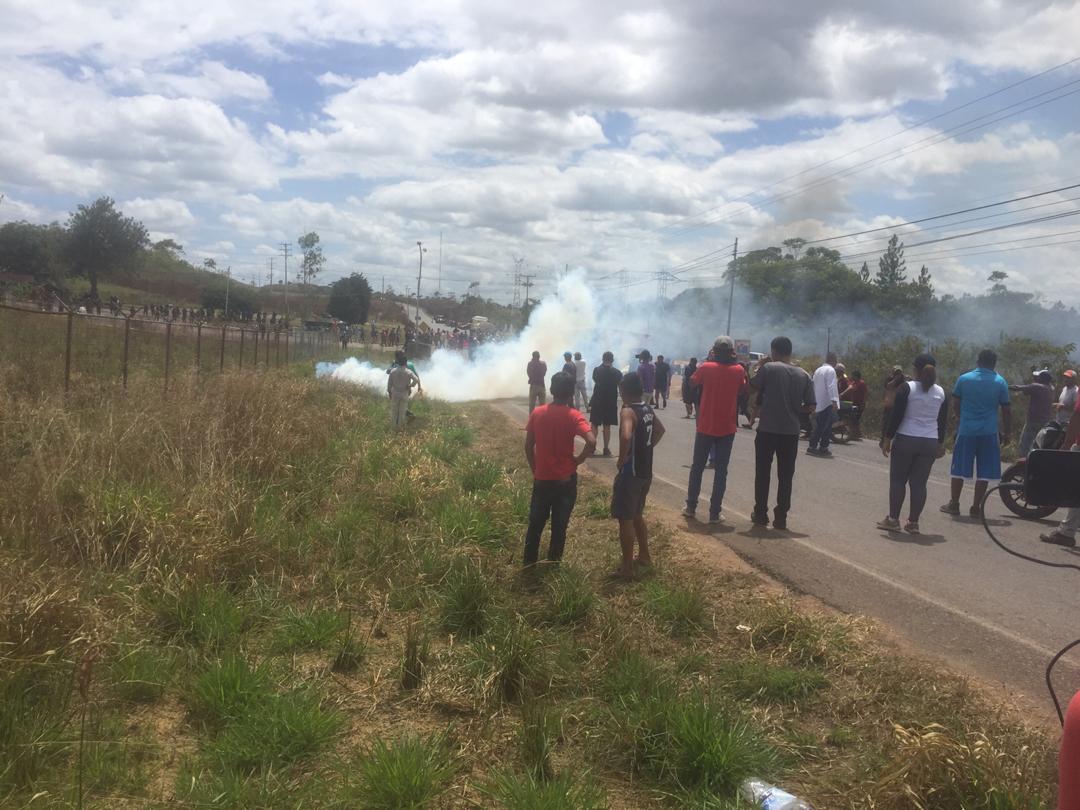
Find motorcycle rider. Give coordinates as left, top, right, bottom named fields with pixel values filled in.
left=1010, top=369, right=1055, bottom=458
left=1040, top=390, right=1080, bottom=548
left=1056, top=369, right=1077, bottom=424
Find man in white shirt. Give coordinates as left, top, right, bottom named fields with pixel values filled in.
left=1057, top=370, right=1078, bottom=424
left=573, top=351, right=588, bottom=410
left=809, top=352, right=840, bottom=457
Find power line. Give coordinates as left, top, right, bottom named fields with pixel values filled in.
left=661, top=55, right=1080, bottom=233
left=672, top=74, right=1080, bottom=235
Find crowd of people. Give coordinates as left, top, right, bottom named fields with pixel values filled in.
left=514, top=340, right=1080, bottom=567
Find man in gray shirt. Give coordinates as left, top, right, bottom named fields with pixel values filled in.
left=1010, top=369, right=1055, bottom=457
left=749, top=336, right=815, bottom=530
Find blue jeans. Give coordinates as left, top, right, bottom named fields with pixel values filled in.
left=809, top=408, right=835, bottom=451
left=686, top=433, right=735, bottom=518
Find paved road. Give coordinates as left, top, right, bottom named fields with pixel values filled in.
left=496, top=399, right=1080, bottom=711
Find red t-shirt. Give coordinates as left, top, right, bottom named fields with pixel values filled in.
left=842, top=378, right=868, bottom=409
left=526, top=403, right=592, bottom=480
left=691, top=361, right=747, bottom=437
left=1061, top=691, right=1080, bottom=809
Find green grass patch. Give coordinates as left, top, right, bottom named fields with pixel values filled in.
left=145, top=582, right=250, bottom=650
left=460, top=455, right=503, bottom=493
left=438, top=557, right=494, bottom=636
left=719, top=659, right=828, bottom=704
left=465, top=614, right=550, bottom=704
left=108, top=643, right=177, bottom=703
left=644, top=581, right=707, bottom=636
left=188, top=654, right=275, bottom=726
left=545, top=565, right=596, bottom=626
left=347, top=733, right=456, bottom=809
left=433, top=496, right=503, bottom=547
left=483, top=771, right=606, bottom=810
left=270, top=605, right=349, bottom=652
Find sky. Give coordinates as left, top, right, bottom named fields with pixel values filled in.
left=1, top=0, right=1079, bottom=305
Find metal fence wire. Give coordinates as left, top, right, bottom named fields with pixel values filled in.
left=0, top=302, right=344, bottom=394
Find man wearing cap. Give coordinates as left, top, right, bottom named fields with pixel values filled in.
left=636, top=350, right=656, bottom=404
left=1010, top=370, right=1055, bottom=457
left=1056, top=370, right=1077, bottom=425
left=573, top=351, right=588, bottom=410
left=682, top=337, right=748, bottom=524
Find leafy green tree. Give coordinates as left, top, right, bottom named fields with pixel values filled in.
left=0, top=221, right=65, bottom=281
left=203, top=257, right=217, bottom=272
left=988, top=270, right=1009, bottom=294
left=202, top=281, right=255, bottom=316
left=65, top=197, right=148, bottom=298
left=875, top=235, right=907, bottom=289
left=327, top=273, right=373, bottom=324
left=153, top=238, right=184, bottom=257
left=298, top=232, right=325, bottom=285
left=859, top=261, right=870, bottom=283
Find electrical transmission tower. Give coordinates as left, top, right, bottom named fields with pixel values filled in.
left=521, top=273, right=536, bottom=308
left=655, top=270, right=677, bottom=300
left=511, top=257, right=525, bottom=308
left=279, top=242, right=292, bottom=319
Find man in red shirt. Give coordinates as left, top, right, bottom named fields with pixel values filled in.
left=841, top=369, right=869, bottom=438
left=682, top=336, right=748, bottom=524
left=524, top=372, right=597, bottom=567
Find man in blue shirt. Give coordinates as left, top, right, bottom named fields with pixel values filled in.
left=941, top=349, right=1012, bottom=518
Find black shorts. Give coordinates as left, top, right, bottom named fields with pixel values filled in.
left=591, top=399, right=619, bottom=427
left=611, top=472, right=651, bottom=520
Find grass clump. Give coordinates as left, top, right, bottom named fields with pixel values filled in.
left=205, top=687, right=343, bottom=772
left=188, top=654, right=275, bottom=725
left=644, top=581, right=707, bottom=635
left=0, top=662, right=73, bottom=792
left=146, top=582, right=249, bottom=650
left=438, top=557, right=494, bottom=636
left=401, top=622, right=430, bottom=691
left=719, top=659, right=828, bottom=704
left=332, top=631, right=368, bottom=673
left=520, top=701, right=559, bottom=781
left=433, top=496, right=502, bottom=547
left=739, top=600, right=852, bottom=667
left=348, top=733, right=456, bottom=809
left=545, top=565, right=595, bottom=626
left=875, top=724, right=1047, bottom=809
left=271, top=605, right=349, bottom=652
left=484, top=771, right=606, bottom=810
left=108, top=643, right=177, bottom=703
left=460, top=455, right=503, bottom=493
left=467, top=615, right=549, bottom=704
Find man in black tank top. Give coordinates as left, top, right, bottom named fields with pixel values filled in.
left=611, top=372, right=666, bottom=578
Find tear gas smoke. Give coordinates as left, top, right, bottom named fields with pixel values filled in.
left=318, top=270, right=704, bottom=401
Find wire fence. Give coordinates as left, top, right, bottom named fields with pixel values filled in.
left=0, top=301, right=369, bottom=394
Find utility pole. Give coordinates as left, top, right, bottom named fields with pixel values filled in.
left=279, top=242, right=292, bottom=320
left=521, top=273, right=536, bottom=308
left=726, top=238, right=738, bottom=336
left=416, top=240, right=426, bottom=323
left=437, top=231, right=443, bottom=295
left=224, top=265, right=231, bottom=317
left=268, top=256, right=274, bottom=287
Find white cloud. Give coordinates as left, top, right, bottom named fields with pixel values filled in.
left=104, top=61, right=272, bottom=102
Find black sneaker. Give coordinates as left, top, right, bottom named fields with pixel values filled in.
left=751, top=512, right=769, bottom=527
left=772, top=514, right=787, bottom=531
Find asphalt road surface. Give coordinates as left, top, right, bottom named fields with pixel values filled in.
left=496, top=398, right=1080, bottom=712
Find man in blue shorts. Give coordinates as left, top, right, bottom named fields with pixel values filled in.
left=941, top=349, right=1012, bottom=518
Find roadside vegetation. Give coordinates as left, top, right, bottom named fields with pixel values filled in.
left=0, top=351, right=1057, bottom=807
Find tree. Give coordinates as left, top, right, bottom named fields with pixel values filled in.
left=988, top=270, right=1009, bottom=294
left=859, top=261, right=870, bottom=283
left=154, top=238, right=184, bottom=257
left=65, top=197, right=148, bottom=299
left=203, top=258, right=217, bottom=272
left=0, top=221, right=65, bottom=281
left=875, top=235, right=907, bottom=289
left=202, top=281, right=255, bottom=316
left=327, top=273, right=373, bottom=324
left=782, top=237, right=806, bottom=259
left=297, top=232, right=325, bottom=285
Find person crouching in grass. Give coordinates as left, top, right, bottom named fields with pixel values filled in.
left=612, top=371, right=665, bottom=579
left=523, top=372, right=597, bottom=569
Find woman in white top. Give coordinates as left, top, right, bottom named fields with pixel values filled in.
left=878, top=354, right=948, bottom=534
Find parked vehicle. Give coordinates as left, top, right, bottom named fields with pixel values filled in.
left=999, top=420, right=1067, bottom=519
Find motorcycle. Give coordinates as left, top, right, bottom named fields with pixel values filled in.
left=999, top=420, right=1066, bottom=519
left=799, top=408, right=853, bottom=445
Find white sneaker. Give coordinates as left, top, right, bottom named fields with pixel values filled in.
left=682, top=507, right=696, bottom=520
left=708, top=515, right=725, bottom=525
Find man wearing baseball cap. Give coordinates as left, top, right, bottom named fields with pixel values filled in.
left=1056, top=370, right=1077, bottom=425
left=1010, top=369, right=1055, bottom=458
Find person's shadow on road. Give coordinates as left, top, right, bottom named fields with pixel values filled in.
left=681, top=519, right=737, bottom=536
left=880, top=531, right=946, bottom=547
left=737, top=526, right=810, bottom=540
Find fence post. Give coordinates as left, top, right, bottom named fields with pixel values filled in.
left=63, top=310, right=74, bottom=393
left=275, top=331, right=281, bottom=367
left=122, top=316, right=131, bottom=389
left=253, top=329, right=260, bottom=371
left=284, top=331, right=289, bottom=364
left=196, top=323, right=202, bottom=374
left=265, top=328, right=271, bottom=368
left=219, top=326, right=226, bottom=372
left=164, top=321, right=172, bottom=394
left=239, top=329, right=245, bottom=370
